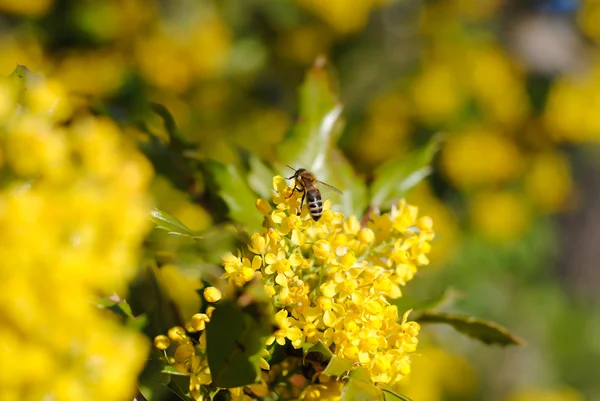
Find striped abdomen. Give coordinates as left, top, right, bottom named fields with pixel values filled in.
left=307, top=188, right=323, bottom=221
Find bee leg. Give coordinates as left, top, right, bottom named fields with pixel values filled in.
left=297, top=190, right=306, bottom=216
left=286, top=186, right=302, bottom=199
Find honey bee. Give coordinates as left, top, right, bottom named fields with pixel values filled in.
left=285, top=165, right=343, bottom=221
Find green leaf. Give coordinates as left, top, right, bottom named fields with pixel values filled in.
left=276, top=59, right=368, bottom=217
left=126, top=313, right=148, bottom=331
left=206, top=301, right=260, bottom=388
left=303, top=340, right=333, bottom=363
left=391, top=287, right=460, bottom=315
left=150, top=102, right=182, bottom=141
left=370, top=135, right=443, bottom=208
left=206, top=281, right=273, bottom=388
left=378, top=384, right=413, bottom=401
left=150, top=208, right=199, bottom=238
left=167, top=374, right=192, bottom=401
left=341, top=368, right=383, bottom=401
left=118, top=301, right=134, bottom=318
left=321, top=149, right=369, bottom=219
left=277, top=57, right=343, bottom=173
left=99, top=298, right=148, bottom=331
left=209, top=388, right=223, bottom=400
left=5, top=65, right=44, bottom=110
left=248, top=154, right=274, bottom=199
left=323, top=355, right=355, bottom=377
left=414, top=311, right=525, bottom=346
left=138, top=354, right=173, bottom=401
left=205, top=161, right=263, bottom=233
left=96, top=295, right=119, bottom=308
left=349, top=367, right=371, bottom=382
left=8, top=65, right=41, bottom=90
left=161, top=366, right=190, bottom=376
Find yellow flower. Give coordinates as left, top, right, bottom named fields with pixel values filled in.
left=222, top=251, right=262, bottom=286
left=158, top=174, right=434, bottom=394
left=248, top=233, right=267, bottom=254
left=469, top=190, right=530, bottom=242
left=411, top=62, right=467, bottom=126
left=203, top=286, right=222, bottom=303
left=54, top=51, right=126, bottom=97
left=135, top=13, right=231, bottom=93
left=0, top=79, right=151, bottom=400
left=466, top=44, right=529, bottom=127
left=407, top=182, right=459, bottom=263
left=578, top=2, right=600, bottom=40
left=264, top=249, right=298, bottom=287
left=154, top=335, right=171, bottom=350
left=313, top=239, right=333, bottom=260
left=294, top=0, right=381, bottom=34
left=168, top=326, right=188, bottom=343
left=354, top=92, right=411, bottom=167
left=441, top=128, right=523, bottom=188
left=0, top=0, right=53, bottom=15
left=227, top=176, right=432, bottom=385
left=524, top=151, right=572, bottom=214
left=544, top=62, right=600, bottom=142
left=190, top=313, right=210, bottom=331
left=256, top=198, right=272, bottom=215
left=267, top=309, right=302, bottom=347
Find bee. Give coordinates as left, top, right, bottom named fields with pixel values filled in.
left=285, top=165, right=343, bottom=221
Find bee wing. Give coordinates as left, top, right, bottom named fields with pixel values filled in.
left=317, top=180, right=343, bottom=195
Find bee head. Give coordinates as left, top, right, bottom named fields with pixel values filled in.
left=285, top=165, right=305, bottom=180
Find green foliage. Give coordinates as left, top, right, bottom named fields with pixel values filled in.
left=206, top=300, right=264, bottom=388
left=370, top=134, right=442, bottom=209
left=150, top=208, right=199, bottom=238
left=322, top=355, right=355, bottom=377
left=341, top=369, right=384, bottom=401
left=276, top=59, right=369, bottom=217
left=205, top=281, right=273, bottom=388
left=380, top=385, right=414, bottom=401
left=137, top=356, right=173, bottom=401
left=247, top=154, right=275, bottom=199
left=303, top=340, right=333, bottom=363
left=8, top=65, right=38, bottom=91
left=414, top=311, right=525, bottom=346
left=97, top=296, right=148, bottom=331
left=205, top=160, right=264, bottom=233
left=277, top=57, right=343, bottom=173
left=394, top=286, right=524, bottom=347
left=391, top=287, right=460, bottom=315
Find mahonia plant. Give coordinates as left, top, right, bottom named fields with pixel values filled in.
left=156, top=174, right=434, bottom=400
left=0, top=70, right=152, bottom=400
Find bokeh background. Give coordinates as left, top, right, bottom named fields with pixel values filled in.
left=2, top=0, right=599, bottom=400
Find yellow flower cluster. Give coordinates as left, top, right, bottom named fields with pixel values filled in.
left=544, top=62, right=600, bottom=142
left=223, top=175, right=434, bottom=389
left=0, top=76, right=152, bottom=400
left=154, top=315, right=213, bottom=400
